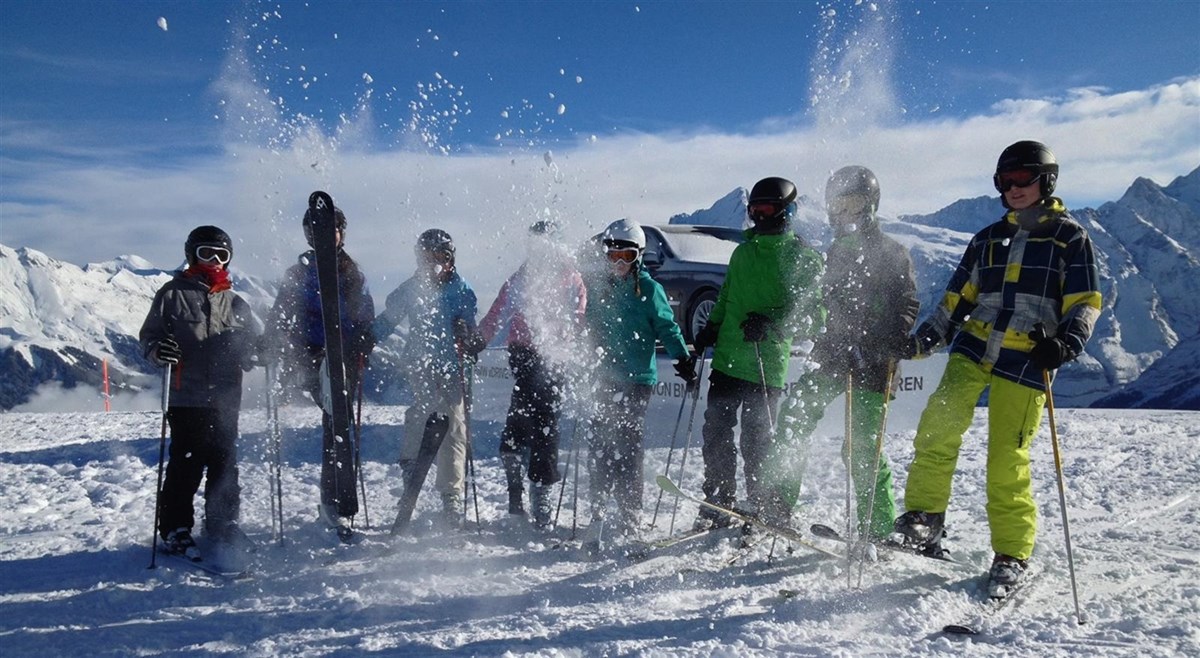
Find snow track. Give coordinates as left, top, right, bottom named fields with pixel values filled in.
left=0, top=406, right=1196, bottom=656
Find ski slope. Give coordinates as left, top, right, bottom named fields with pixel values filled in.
left=0, top=403, right=1195, bottom=656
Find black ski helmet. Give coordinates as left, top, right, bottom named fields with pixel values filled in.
left=302, top=206, right=348, bottom=247
left=825, top=165, right=880, bottom=225
left=747, top=177, right=798, bottom=233
left=185, top=225, right=233, bottom=265
left=416, top=228, right=455, bottom=259
left=994, top=140, right=1059, bottom=206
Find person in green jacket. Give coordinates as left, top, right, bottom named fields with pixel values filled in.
left=583, top=218, right=696, bottom=541
left=760, top=166, right=920, bottom=543
left=691, top=177, right=825, bottom=530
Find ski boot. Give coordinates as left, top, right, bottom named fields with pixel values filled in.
left=530, top=482, right=554, bottom=531
left=987, top=554, right=1028, bottom=599
left=163, top=527, right=202, bottom=561
left=502, top=453, right=526, bottom=516
left=890, top=510, right=945, bottom=556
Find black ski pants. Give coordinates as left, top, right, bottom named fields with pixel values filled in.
left=699, top=368, right=782, bottom=510
left=587, top=381, right=653, bottom=520
left=500, top=345, right=563, bottom=486
left=159, top=406, right=240, bottom=538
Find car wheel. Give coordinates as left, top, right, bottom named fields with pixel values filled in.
left=687, top=289, right=719, bottom=344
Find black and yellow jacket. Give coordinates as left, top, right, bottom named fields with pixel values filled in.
left=923, top=197, right=1101, bottom=390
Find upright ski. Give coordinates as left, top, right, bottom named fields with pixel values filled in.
left=309, top=190, right=357, bottom=543
left=655, top=475, right=843, bottom=559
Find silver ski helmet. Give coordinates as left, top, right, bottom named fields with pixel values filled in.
left=601, top=218, right=645, bottom=251
left=185, top=225, right=233, bottom=266
left=825, top=165, right=880, bottom=231
left=994, top=140, right=1058, bottom=208
left=747, top=177, right=797, bottom=233
left=302, top=206, right=348, bottom=248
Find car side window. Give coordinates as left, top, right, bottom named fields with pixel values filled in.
left=644, top=232, right=665, bottom=267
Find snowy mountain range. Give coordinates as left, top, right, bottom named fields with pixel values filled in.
left=2, top=167, right=1198, bottom=410
left=0, top=245, right=275, bottom=410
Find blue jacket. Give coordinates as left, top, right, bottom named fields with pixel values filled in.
left=375, top=270, right=479, bottom=379
left=269, top=249, right=376, bottom=361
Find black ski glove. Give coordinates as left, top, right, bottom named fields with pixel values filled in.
left=899, top=323, right=942, bottom=359
left=454, top=319, right=487, bottom=357
left=1029, top=336, right=1072, bottom=371
left=154, top=337, right=182, bottom=365
left=740, top=312, right=772, bottom=343
left=693, top=322, right=720, bottom=353
left=673, top=354, right=699, bottom=391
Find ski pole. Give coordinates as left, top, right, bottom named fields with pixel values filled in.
left=752, top=342, right=776, bottom=433
left=1031, top=325, right=1085, bottom=624
left=459, top=352, right=482, bottom=531
left=648, top=376, right=692, bottom=530
left=1043, top=368, right=1085, bottom=624
left=149, top=363, right=171, bottom=569
left=269, top=364, right=286, bottom=545
left=265, top=365, right=279, bottom=541
left=668, top=349, right=708, bottom=535
left=845, top=372, right=854, bottom=589
left=354, top=355, right=370, bottom=530
left=554, top=414, right=580, bottom=529
left=857, top=362, right=896, bottom=589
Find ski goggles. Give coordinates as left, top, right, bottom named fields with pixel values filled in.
left=420, top=249, right=453, bottom=264
left=994, top=169, right=1041, bottom=193
left=747, top=201, right=786, bottom=221
left=605, top=247, right=640, bottom=264
left=195, top=245, right=231, bottom=264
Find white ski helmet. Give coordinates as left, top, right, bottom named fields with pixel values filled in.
left=601, top=218, right=646, bottom=251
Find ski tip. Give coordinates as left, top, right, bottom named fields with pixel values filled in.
left=942, top=624, right=979, bottom=635
left=308, top=190, right=334, bottom=211
left=655, top=475, right=680, bottom=494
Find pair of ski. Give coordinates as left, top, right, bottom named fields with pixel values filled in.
left=309, top=191, right=358, bottom=544
left=654, top=476, right=843, bottom=560
left=157, top=548, right=251, bottom=580
left=807, top=521, right=1029, bottom=635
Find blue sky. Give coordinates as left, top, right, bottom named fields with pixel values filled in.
left=1, top=0, right=1198, bottom=296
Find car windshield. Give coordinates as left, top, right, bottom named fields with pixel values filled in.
left=662, top=228, right=742, bottom=263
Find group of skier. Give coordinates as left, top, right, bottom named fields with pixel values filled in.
left=139, top=139, right=1101, bottom=595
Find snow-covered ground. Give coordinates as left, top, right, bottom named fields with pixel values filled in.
left=1, top=400, right=1196, bottom=656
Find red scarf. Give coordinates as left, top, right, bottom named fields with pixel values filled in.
left=184, top=263, right=232, bottom=293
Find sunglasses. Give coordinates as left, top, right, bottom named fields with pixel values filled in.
left=747, top=201, right=785, bottom=220
left=605, top=247, right=639, bottom=264
left=994, top=169, right=1041, bottom=193
left=195, top=245, right=231, bottom=264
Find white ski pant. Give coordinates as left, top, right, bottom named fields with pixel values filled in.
left=400, top=375, right=467, bottom=497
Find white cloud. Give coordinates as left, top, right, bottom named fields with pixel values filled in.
left=3, top=76, right=1198, bottom=307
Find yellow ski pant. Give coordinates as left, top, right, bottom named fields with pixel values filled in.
left=904, top=353, right=1046, bottom=561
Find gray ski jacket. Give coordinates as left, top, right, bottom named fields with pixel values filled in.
left=139, top=271, right=260, bottom=409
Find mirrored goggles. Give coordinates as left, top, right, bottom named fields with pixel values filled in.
left=605, top=247, right=640, bottom=264
left=747, top=201, right=785, bottom=221
left=195, top=245, right=231, bottom=264
left=994, top=169, right=1041, bottom=193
